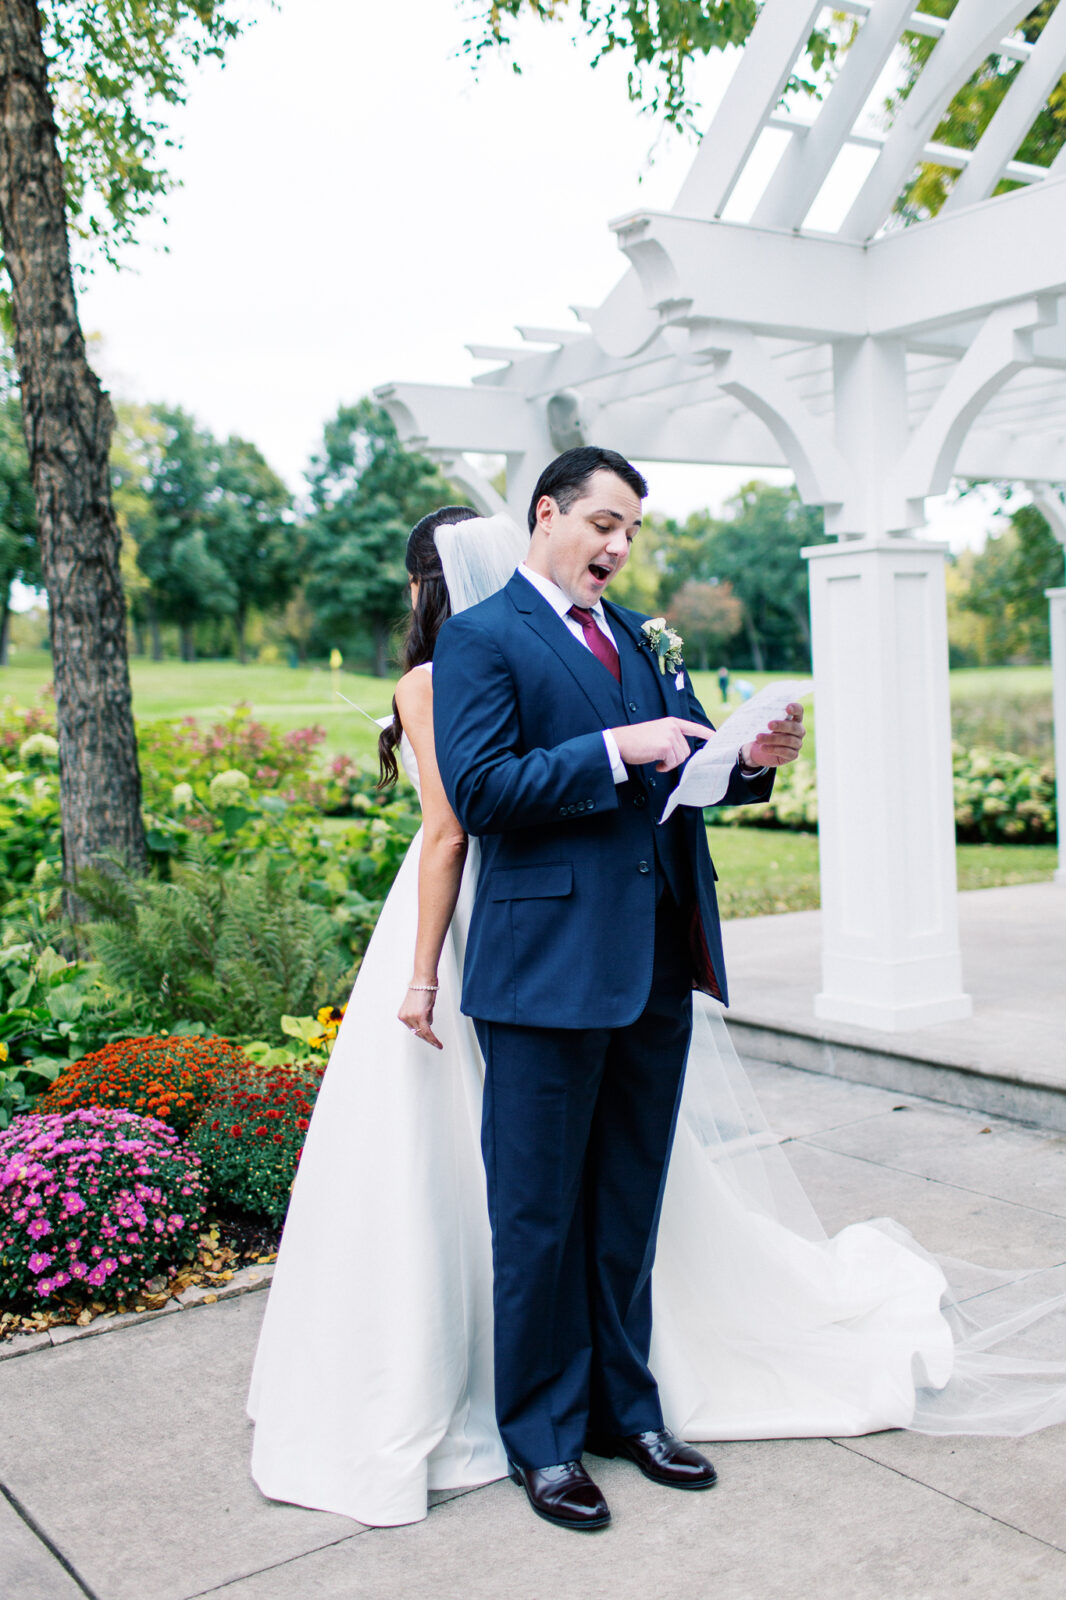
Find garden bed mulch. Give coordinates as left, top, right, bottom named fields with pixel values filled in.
left=0, top=1212, right=280, bottom=1356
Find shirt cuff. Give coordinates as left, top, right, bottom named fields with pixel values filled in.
left=603, top=730, right=627, bottom=785
left=738, top=761, right=769, bottom=778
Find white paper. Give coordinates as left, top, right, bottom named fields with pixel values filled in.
left=659, top=679, right=812, bottom=823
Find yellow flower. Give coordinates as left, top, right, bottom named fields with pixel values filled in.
left=0, top=1041, right=7, bottom=1062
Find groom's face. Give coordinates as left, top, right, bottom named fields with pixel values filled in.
left=531, top=469, right=642, bottom=610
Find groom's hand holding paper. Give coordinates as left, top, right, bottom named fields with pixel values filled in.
left=658, top=681, right=811, bottom=823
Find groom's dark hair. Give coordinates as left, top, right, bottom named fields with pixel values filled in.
left=527, top=447, right=648, bottom=534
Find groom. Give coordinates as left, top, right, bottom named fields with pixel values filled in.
left=433, top=446, right=805, bottom=1531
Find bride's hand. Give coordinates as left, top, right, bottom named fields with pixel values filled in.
left=399, top=984, right=443, bottom=1051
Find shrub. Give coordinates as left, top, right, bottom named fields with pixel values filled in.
left=0, top=942, right=142, bottom=1127
left=0, top=693, right=56, bottom=764
left=188, top=1062, right=325, bottom=1224
left=952, top=746, right=1056, bottom=843
left=0, top=1107, right=207, bottom=1307
left=708, top=757, right=818, bottom=833
left=708, top=746, right=1055, bottom=843
left=79, top=844, right=353, bottom=1039
left=136, top=704, right=328, bottom=813
left=0, top=770, right=62, bottom=907
left=40, top=1035, right=250, bottom=1135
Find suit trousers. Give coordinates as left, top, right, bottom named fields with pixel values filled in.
left=473, top=889, right=694, bottom=1470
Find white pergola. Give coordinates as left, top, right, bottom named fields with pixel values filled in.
left=378, top=0, right=1066, bottom=1032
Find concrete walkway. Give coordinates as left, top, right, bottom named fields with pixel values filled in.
left=726, top=882, right=1066, bottom=1130
left=4, top=1057, right=1066, bottom=1600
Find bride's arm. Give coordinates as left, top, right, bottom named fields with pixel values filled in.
left=394, top=668, right=468, bottom=1051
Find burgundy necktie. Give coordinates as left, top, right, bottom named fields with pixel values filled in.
left=568, top=605, right=621, bottom=683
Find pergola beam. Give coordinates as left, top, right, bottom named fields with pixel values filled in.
left=752, top=0, right=918, bottom=231
left=839, top=0, right=1039, bottom=240
left=612, top=180, right=1066, bottom=343
left=671, top=0, right=826, bottom=221
left=943, top=0, right=1066, bottom=214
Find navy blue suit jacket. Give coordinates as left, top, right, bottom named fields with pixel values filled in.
left=433, top=572, right=773, bottom=1028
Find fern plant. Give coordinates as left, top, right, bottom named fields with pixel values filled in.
left=77, top=843, right=353, bottom=1040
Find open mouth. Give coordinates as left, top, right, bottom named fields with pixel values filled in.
left=588, top=562, right=612, bottom=583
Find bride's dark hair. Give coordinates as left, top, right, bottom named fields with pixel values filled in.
left=377, top=505, right=479, bottom=788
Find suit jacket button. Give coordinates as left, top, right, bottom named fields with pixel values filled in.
left=633, top=793, right=646, bottom=809
left=637, top=860, right=650, bottom=874
left=628, top=700, right=639, bottom=713
left=586, top=799, right=594, bottom=809
left=559, top=806, right=568, bottom=816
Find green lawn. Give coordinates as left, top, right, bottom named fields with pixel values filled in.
left=708, top=828, right=1057, bottom=919
left=1, top=659, right=392, bottom=762
left=1, top=658, right=1059, bottom=910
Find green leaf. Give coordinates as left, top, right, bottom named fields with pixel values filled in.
left=280, top=1014, right=321, bottom=1045
left=46, top=984, right=85, bottom=1024
left=26, top=1057, right=64, bottom=1082
left=146, top=827, right=181, bottom=854
left=36, top=947, right=70, bottom=985
left=221, top=806, right=252, bottom=838
left=8, top=978, right=34, bottom=1009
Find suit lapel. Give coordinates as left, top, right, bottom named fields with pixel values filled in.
left=505, top=571, right=623, bottom=729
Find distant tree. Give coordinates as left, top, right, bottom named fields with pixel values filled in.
left=657, top=484, right=828, bottom=671
left=954, top=507, right=1064, bottom=664
left=0, top=1, right=249, bottom=888
left=666, top=579, right=743, bottom=671
left=209, top=435, right=295, bottom=663
left=110, top=403, right=160, bottom=657
left=303, top=401, right=460, bottom=676
left=138, top=406, right=237, bottom=663
left=0, top=391, right=37, bottom=666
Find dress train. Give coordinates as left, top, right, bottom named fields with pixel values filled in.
left=248, top=834, right=1066, bottom=1527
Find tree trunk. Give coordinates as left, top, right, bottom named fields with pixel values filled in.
left=148, top=605, right=162, bottom=662
left=0, top=583, right=10, bottom=666
left=236, top=604, right=247, bottom=665
left=0, top=1, right=145, bottom=888
left=180, top=623, right=195, bottom=663
left=742, top=607, right=765, bottom=671
left=131, top=617, right=146, bottom=657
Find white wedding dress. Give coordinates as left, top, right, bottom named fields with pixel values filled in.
left=247, top=672, right=1066, bottom=1527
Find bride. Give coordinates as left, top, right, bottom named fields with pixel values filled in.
left=248, top=505, right=1066, bottom=1529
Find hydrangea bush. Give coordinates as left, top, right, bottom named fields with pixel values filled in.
left=707, top=747, right=1055, bottom=841
left=41, top=1036, right=251, bottom=1135
left=0, top=1108, right=207, bottom=1306
left=0, top=693, right=56, bottom=764
left=188, top=1061, right=325, bottom=1225
left=137, top=704, right=328, bottom=814
left=952, top=746, right=1056, bottom=842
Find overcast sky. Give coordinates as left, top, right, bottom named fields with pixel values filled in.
left=74, top=0, right=996, bottom=546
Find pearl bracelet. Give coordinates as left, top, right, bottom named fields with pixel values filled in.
left=408, top=981, right=439, bottom=992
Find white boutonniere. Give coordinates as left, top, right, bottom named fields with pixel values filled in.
left=641, top=617, right=684, bottom=676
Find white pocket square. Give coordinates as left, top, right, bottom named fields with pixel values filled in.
left=675, top=670, right=685, bottom=690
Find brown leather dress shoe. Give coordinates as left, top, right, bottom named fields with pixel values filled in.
left=508, top=1460, right=612, bottom=1530
left=585, top=1428, right=718, bottom=1489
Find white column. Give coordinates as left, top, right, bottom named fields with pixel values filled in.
left=1047, top=587, right=1066, bottom=886
left=804, top=537, right=972, bottom=1030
